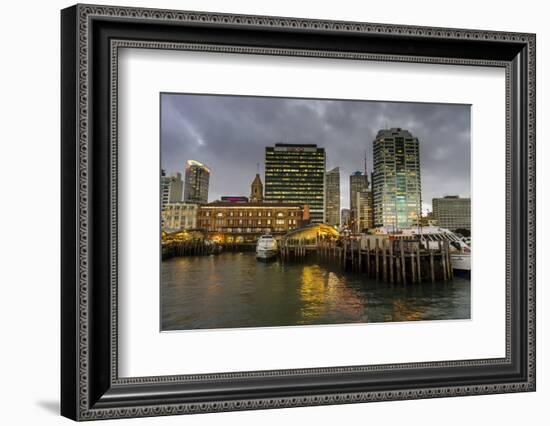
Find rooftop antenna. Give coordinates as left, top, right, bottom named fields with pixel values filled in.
left=256, top=162, right=260, bottom=174
left=364, top=150, right=368, bottom=176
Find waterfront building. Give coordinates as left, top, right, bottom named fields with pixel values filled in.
left=197, top=201, right=307, bottom=243
left=349, top=170, right=370, bottom=232
left=372, top=128, right=422, bottom=229
left=250, top=173, right=264, bottom=202
left=432, top=196, right=471, bottom=231
left=340, top=208, right=351, bottom=228
left=264, top=143, right=326, bottom=223
left=325, top=167, right=340, bottom=227
left=161, top=170, right=183, bottom=207
left=162, top=202, right=199, bottom=232
left=184, top=160, right=210, bottom=204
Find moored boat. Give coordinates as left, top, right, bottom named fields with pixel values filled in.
left=256, top=235, right=278, bottom=261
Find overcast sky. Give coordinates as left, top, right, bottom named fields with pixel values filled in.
left=161, top=93, right=470, bottom=213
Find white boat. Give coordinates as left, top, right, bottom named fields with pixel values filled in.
left=256, top=235, right=278, bottom=261
left=361, top=226, right=471, bottom=272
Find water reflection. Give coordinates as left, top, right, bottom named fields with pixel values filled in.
left=161, top=252, right=470, bottom=331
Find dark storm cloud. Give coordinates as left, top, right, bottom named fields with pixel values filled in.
left=161, top=93, right=470, bottom=212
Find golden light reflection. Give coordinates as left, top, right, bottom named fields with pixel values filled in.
left=298, top=266, right=365, bottom=323
left=298, top=265, right=327, bottom=322
left=384, top=299, right=425, bottom=322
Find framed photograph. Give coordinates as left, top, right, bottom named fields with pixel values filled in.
left=61, top=4, right=536, bottom=421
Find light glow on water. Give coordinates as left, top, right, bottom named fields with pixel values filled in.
left=161, top=252, right=470, bottom=331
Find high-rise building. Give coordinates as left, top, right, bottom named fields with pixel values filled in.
left=184, top=160, right=210, bottom=204
left=372, top=128, right=421, bottom=229
left=250, top=174, right=264, bottom=202
left=325, top=167, right=340, bottom=227
left=161, top=170, right=183, bottom=207
left=355, top=190, right=374, bottom=232
left=341, top=209, right=351, bottom=228
left=349, top=170, right=370, bottom=231
left=432, top=196, right=471, bottom=231
left=264, top=143, right=326, bottom=223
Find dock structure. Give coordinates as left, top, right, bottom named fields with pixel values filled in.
left=280, top=236, right=453, bottom=283
left=162, top=240, right=222, bottom=260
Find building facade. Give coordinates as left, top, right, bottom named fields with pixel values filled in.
left=349, top=171, right=370, bottom=232
left=183, top=160, right=210, bottom=204
left=372, top=128, right=422, bottom=229
left=161, top=170, right=183, bottom=207
left=432, top=196, right=471, bottom=231
left=340, top=208, right=351, bottom=229
left=354, top=190, right=374, bottom=232
left=264, top=143, right=326, bottom=223
left=162, top=202, right=199, bottom=232
left=325, top=167, right=340, bottom=227
left=197, top=202, right=306, bottom=243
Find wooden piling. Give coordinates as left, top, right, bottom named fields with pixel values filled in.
left=446, top=241, right=453, bottom=279
left=429, top=247, right=435, bottom=283
left=342, top=240, right=347, bottom=268
left=389, top=240, right=394, bottom=283
left=409, top=250, right=416, bottom=284
left=357, top=241, right=362, bottom=271
left=439, top=241, right=447, bottom=281
left=366, top=239, right=371, bottom=277
left=400, top=240, right=407, bottom=285
left=382, top=239, right=387, bottom=282
left=375, top=238, right=380, bottom=280
left=395, top=256, right=401, bottom=283
left=349, top=240, right=355, bottom=271
left=416, top=243, right=422, bottom=283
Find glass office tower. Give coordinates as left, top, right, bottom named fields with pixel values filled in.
left=264, top=143, right=326, bottom=223
left=372, top=128, right=421, bottom=229
left=183, top=160, right=210, bottom=204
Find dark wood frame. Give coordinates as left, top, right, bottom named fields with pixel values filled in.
left=61, top=4, right=536, bottom=421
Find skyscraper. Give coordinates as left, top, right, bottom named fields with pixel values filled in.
left=250, top=174, right=264, bottom=202
left=350, top=171, right=369, bottom=214
left=372, top=128, right=421, bottom=229
left=184, top=160, right=210, bottom=204
left=355, top=190, right=374, bottom=232
left=264, top=143, right=326, bottom=223
left=325, top=167, right=340, bottom=227
left=161, top=170, right=183, bottom=207
left=340, top=208, right=351, bottom=228
left=349, top=171, right=372, bottom=233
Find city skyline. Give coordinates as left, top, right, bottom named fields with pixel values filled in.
left=161, top=93, right=471, bottom=213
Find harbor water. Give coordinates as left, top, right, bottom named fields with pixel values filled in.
left=161, top=252, right=471, bottom=331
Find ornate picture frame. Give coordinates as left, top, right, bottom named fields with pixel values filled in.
left=61, top=4, right=535, bottom=420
